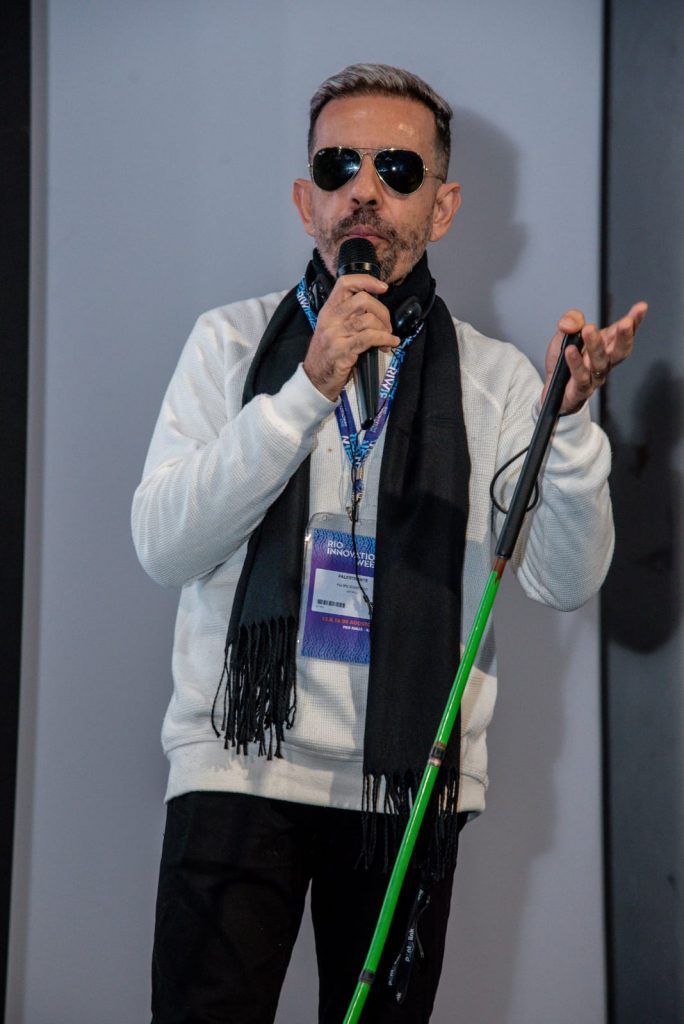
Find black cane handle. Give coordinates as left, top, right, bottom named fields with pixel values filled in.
left=495, top=331, right=584, bottom=560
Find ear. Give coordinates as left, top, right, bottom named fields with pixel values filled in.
left=292, top=178, right=316, bottom=237
left=429, top=181, right=461, bottom=243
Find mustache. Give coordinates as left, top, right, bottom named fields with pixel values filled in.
left=330, top=210, right=400, bottom=246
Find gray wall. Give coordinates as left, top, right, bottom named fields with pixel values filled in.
left=9, top=2, right=606, bottom=1021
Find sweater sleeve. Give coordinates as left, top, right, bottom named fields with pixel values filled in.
left=492, top=352, right=614, bottom=611
left=131, top=302, right=336, bottom=588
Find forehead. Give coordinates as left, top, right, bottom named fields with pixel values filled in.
left=312, top=94, right=437, bottom=158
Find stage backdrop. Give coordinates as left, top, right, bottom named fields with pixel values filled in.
left=9, top=2, right=605, bottom=1021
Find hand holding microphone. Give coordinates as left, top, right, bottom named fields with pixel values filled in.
left=302, top=239, right=398, bottom=413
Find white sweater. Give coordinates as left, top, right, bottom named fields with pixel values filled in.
left=131, top=291, right=614, bottom=814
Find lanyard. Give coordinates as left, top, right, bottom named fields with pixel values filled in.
left=296, top=277, right=423, bottom=518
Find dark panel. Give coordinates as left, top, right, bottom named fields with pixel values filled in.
left=602, top=1, right=684, bottom=1021
left=0, top=0, right=30, bottom=1019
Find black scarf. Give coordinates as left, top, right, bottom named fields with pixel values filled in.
left=212, top=252, right=471, bottom=873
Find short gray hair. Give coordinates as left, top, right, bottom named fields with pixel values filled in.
left=308, top=63, right=452, bottom=176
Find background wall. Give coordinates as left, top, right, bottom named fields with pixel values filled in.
left=9, top=2, right=607, bottom=1021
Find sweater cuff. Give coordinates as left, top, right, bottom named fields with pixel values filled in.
left=261, top=363, right=338, bottom=444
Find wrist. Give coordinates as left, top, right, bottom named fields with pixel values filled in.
left=302, top=359, right=341, bottom=402
left=558, top=399, right=588, bottom=417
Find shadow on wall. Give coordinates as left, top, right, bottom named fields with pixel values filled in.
left=429, top=105, right=526, bottom=342
left=434, top=108, right=605, bottom=1022
left=436, top=105, right=554, bottom=1024
left=603, top=361, right=683, bottom=651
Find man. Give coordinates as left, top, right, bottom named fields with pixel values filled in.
left=132, top=64, right=646, bottom=1024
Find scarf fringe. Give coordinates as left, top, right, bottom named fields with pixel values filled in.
left=361, top=768, right=460, bottom=879
left=211, top=616, right=298, bottom=759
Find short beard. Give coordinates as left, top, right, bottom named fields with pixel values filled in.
left=315, top=209, right=431, bottom=282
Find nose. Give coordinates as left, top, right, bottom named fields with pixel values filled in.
left=348, top=153, right=383, bottom=206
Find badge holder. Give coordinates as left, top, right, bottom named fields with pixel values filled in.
left=297, top=512, right=376, bottom=665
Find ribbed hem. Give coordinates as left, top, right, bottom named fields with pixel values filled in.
left=166, top=739, right=364, bottom=810
left=165, top=739, right=486, bottom=815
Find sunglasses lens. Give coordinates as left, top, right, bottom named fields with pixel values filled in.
left=374, top=150, right=425, bottom=194
left=311, top=148, right=426, bottom=194
left=312, top=148, right=361, bottom=191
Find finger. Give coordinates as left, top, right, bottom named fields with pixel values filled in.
left=350, top=328, right=400, bottom=354
left=589, top=300, right=648, bottom=366
left=581, top=323, right=611, bottom=380
left=588, top=313, right=634, bottom=368
left=612, top=315, right=637, bottom=363
left=556, top=307, right=586, bottom=337
left=627, top=300, right=649, bottom=327
left=347, top=311, right=394, bottom=336
left=555, top=344, right=594, bottom=413
left=337, top=291, right=393, bottom=332
left=613, top=300, right=648, bottom=351
left=334, top=273, right=389, bottom=298
left=341, top=289, right=392, bottom=316
left=565, top=343, right=594, bottom=393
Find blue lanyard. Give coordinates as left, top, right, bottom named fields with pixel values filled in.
left=296, top=278, right=422, bottom=515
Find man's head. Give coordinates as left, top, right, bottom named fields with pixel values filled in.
left=293, top=64, right=461, bottom=283
left=308, top=64, right=452, bottom=180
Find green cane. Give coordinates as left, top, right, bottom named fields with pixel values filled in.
left=343, top=332, right=583, bottom=1023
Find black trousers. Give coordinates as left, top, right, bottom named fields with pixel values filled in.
left=151, top=791, right=465, bottom=1024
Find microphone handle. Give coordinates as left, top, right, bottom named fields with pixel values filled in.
left=354, top=348, right=379, bottom=430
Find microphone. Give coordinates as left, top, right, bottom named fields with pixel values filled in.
left=337, top=238, right=381, bottom=429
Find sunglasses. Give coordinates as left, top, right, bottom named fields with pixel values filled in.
left=310, top=147, right=444, bottom=196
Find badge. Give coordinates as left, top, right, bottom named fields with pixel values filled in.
left=298, top=513, right=376, bottom=664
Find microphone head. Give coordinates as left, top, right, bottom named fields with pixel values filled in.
left=337, top=237, right=381, bottom=279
